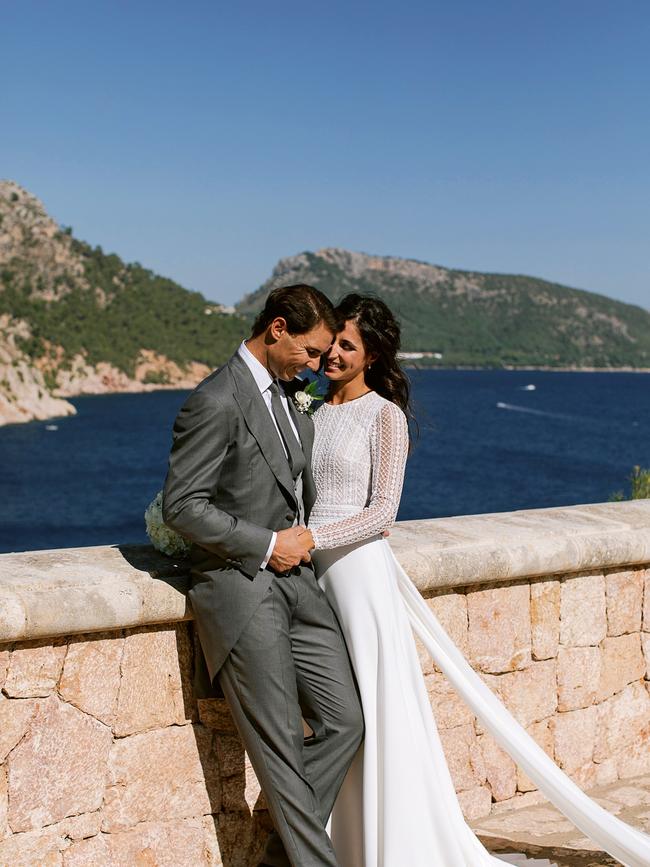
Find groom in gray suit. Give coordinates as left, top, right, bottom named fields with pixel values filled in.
left=163, top=284, right=363, bottom=867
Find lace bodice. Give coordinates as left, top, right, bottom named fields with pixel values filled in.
left=309, top=391, right=409, bottom=549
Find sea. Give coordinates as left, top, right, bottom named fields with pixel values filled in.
left=0, top=369, right=648, bottom=555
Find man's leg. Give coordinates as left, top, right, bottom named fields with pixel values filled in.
left=259, top=567, right=364, bottom=866
left=218, top=572, right=361, bottom=867
left=291, top=567, right=364, bottom=823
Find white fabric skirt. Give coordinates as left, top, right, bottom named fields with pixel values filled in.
left=313, top=536, right=650, bottom=867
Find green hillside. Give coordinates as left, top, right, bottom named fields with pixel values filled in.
left=237, top=249, right=650, bottom=368
left=0, top=240, right=248, bottom=376
left=2, top=181, right=648, bottom=377
left=0, top=182, right=248, bottom=378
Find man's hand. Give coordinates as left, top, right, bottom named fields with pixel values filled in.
left=298, top=527, right=315, bottom=552
left=268, top=526, right=314, bottom=573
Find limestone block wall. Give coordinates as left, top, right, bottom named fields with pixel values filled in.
left=418, top=566, right=650, bottom=822
left=1, top=500, right=649, bottom=865
left=0, top=624, right=271, bottom=866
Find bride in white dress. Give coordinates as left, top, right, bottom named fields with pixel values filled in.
left=302, top=294, right=650, bottom=867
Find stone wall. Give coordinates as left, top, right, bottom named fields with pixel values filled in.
left=417, top=566, right=650, bottom=822
left=0, top=624, right=270, bottom=866
left=1, top=500, right=649, bottom=865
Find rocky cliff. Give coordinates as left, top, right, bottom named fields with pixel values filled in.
left=0, top=181, right=247, bottom=426
left=0, top=313, right=77, bottom=424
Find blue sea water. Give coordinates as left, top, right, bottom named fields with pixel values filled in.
left=0, top=370, right=648, bottom=554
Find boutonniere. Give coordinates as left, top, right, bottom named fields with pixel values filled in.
left=292, top=380, right=326, bottom=415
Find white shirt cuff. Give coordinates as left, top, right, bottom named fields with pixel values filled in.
left=260, top=532, right=277, bottom=570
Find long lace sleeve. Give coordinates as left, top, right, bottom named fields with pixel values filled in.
left=311, top=401, right=409, bottom=549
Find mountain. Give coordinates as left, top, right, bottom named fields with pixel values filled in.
left=2, top=180, right=649, bottom=427
left=0, top=181, right=248, bottom=425
left=237, top=249, right=650, bottom=369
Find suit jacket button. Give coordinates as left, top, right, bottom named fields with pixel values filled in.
left=286, top=513, right=294, bottom=521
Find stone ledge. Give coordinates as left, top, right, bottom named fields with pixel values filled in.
left=0, top=546, right=191, bottom=643
left=392, top=500, right=650, bottom=591
left=0, top=500, right=649, bottom=643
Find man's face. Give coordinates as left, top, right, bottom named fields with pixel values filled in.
left=268, top=319, right=334, bottom=381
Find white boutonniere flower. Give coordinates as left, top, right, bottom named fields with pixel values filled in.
left=144, top=490, right=191, bottom=557
left=292, top=380, right=326, bottom=415
left=294, top=390, right=313, bottom=413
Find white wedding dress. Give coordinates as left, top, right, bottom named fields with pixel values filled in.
left=308, top=391, right=650, bottom=867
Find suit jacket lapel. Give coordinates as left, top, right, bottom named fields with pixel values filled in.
left=229, top=355, right=296, bottom=501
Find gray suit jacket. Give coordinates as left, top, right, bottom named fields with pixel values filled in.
left=162, top=352, right=316, bottom=687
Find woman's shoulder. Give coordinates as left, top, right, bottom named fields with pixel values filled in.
left=369, top=392, right=408, bottom=427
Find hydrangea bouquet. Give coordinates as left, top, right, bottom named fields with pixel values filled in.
left=144, top=490, right=191, bottom=557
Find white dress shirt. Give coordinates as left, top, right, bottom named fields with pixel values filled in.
left=237, top=341, right=302, bottom=568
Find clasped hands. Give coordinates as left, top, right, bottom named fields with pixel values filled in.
left=268, top=526, right=314, bottom=573
left=267, top=525, right=391, bottom=573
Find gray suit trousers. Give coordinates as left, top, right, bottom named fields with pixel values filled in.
left=218, top=565, right=363, bottom=867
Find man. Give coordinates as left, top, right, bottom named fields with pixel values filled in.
left=163, top=284, right=363, bottom=867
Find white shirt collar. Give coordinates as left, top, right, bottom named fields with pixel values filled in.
left=237, top=340, right=274, bottom=394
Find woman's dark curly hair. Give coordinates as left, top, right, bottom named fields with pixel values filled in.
left=334, top=293, right=414, bottom=425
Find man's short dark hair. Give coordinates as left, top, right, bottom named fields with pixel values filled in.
left=251, top=284, right=337, bottom=337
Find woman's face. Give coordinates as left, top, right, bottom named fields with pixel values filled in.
left=324, top=319, right=373, bottom=383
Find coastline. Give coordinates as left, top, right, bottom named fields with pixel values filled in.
left=0, top=349, right=212, bottom=428
left=405, top=364, right=650, bottom=374
left=2, top=363, right=649, bottom=429
left=0, top=379, right=204, bottom=429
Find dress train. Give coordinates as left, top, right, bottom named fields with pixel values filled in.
left=395, top=550, right=650, bottom=867
left=315, top=537, right=650, bottom=867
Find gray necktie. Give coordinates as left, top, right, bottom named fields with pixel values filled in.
left=269, top=381, right=306, bottom=480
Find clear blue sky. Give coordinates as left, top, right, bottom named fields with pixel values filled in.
left=2, top=0, right=648, bottom=308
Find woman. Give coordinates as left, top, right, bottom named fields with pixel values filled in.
left=303, top=294, right=650, bottom=867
